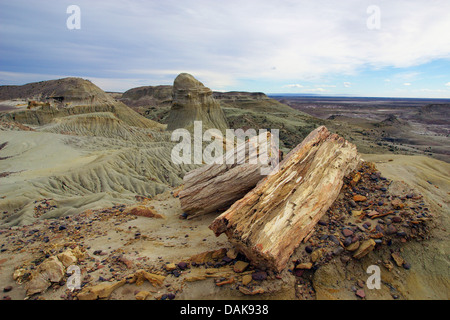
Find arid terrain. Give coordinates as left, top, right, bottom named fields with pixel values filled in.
left=0, top=75, right=448, bottom=300
left=272, top=96, right=450, bottom=163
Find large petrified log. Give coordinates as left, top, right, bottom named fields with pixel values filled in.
left=209, top=126, right=360, bottom=272
left=179, top=131, right=279, bottom=218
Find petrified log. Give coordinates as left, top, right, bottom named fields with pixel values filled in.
left=209, top=126, right=360, bottom=272
left=179, top=131, right=279, bottom=218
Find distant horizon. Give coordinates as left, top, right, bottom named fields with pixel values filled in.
left=3, top=75, right=450, bottom=101
left=266, top=93, right=450, bottom=100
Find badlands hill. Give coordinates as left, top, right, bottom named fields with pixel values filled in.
left=120, top=85, right=173, bottom=117
left=165, top=73, right=228, bottom=132
left=414, top=104, right=450, bottom=125
left=0, top=77, right=164, bottom=130
left=0, top=77, right=196, bottom=227
left=120, top=76, right=327, bottom=152
left=119, top=75, right=401, bottom=155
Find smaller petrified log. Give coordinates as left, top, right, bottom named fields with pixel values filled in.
left=179, top=131, right=279, bottom=218
left=209, top=126, right=360, bottom=272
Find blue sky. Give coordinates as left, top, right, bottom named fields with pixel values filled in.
left=1, top=0, right=450, bottom=97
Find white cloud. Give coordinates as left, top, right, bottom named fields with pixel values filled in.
left=344, top=82, right=352, bottom=88
left=420, top=88, right=447, bottom=93
left=281, top=84, right=327, bottom=93
left=2, top=0, right=450, bottom=93
left=393, top=72, right=421, bottom=81
left=445, top=82, right=450, bottom=87
left=316, top=84, right=336, bottom=88
left=302, top=88, right=326, bottom=93
left=403, top=83, right=412, bottom=86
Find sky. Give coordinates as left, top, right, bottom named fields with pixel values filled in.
left=1, top=0, right=450, bottom=98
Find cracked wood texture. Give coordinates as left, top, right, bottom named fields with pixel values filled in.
left=209, top=126, right=360, bottom=272
left=179, top=132, right=278, bottom=218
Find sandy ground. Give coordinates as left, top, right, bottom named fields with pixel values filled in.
left=0, top=189, right=296, bottom=300
left=0, top=128, right=195, bottom=227
left=1, top=79, right=448, bottom=300
left=0, top=153, right=448, bottom=300
left=315, top=153, right=450, bottom=300
left=362, top=154, right=450, bottom=216
left=0, top=130, right=136, bottom=226
left=0, top=123, right=448, bottom=300
left=0, top=100, right=28, bottom=113
left=0, top=131, right=93, bottom=182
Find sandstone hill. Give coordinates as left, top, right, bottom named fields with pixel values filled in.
left=165, top=73, right=228, bottom=132
left=413, top=104, right=450, bottom=125
left=120, top=76, right=326, bottom=152
left=0, top=77, right=164, bottom=130
left=120, top=85, right=173, bottom=113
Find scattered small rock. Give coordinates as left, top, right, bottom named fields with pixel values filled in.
left=355, top=289, right=366, bottom=298
left=135, top=290, right=150, bottom=300
left=346, top=241, right=360, bottom=252
left=233, top=261, right=249, bottom=273
left=165, top=263, right=177, bottom=272
left=353, top=239, right=376, bottom=259
left=177, top=262, right=188, bottom=270
left=311, top=248, right=325, bottom=263
left=353, top=195, right=367, bottom=202
left=252, top=271, right=268, bottom=281
left=242, top=274, right=252, bottom=285
left=168, top=293, right=176, bottom=300
left=3, top=286, right=12, bottom=293
left=391, top=252, right=405, bottom=267
left=342, top=228, right=354, bottom=237
left=238, top=286, right=264, bottom=295
left=295, top=262, right=313, bottom=270
left=402, top=262, right=411, bottom=270
left=391, top=199, right=405, bottom=210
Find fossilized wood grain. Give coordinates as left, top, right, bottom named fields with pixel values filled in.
left=179, top=132, right=277, bottom=218
left=209, top=126, right=360, bottom=272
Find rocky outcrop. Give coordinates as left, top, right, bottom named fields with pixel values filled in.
left=209, top=126, right=360, bottom=272
left=42, top=112, right=163, bottom=141
left=214, top=91, right=298, bottom=114
left=166, top=73, right=228, bottom=132
left=77, top=279, right=127, bottom=300
left=414, top=104, right=450, bottom=125
left=0, top=77, right=107, bottom=102
left=121, top=85, right=173, bottom=107
left=375, top=114, right=403, bottom=127
left=23, top=247, right=84, bottom=296
left=213, top=91, right=269, bottom=101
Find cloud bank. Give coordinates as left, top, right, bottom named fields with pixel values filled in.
left=0, top=0, right=449, bottom=96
